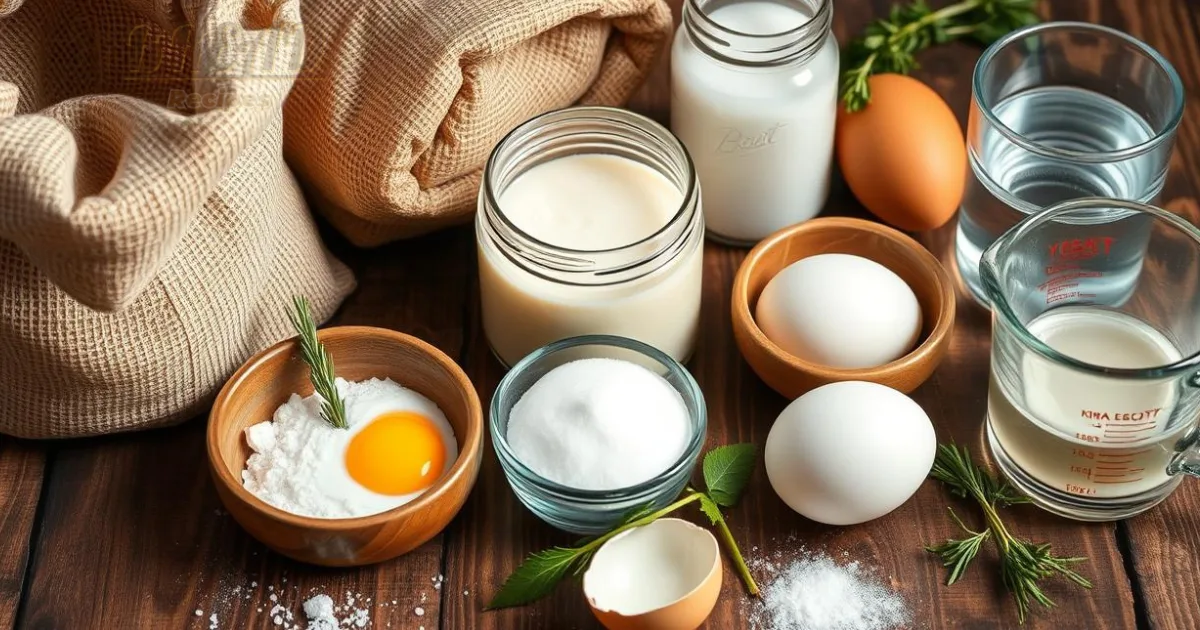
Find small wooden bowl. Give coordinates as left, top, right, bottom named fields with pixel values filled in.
left=206, top=327, right=483, bottom=567
left=732, top=217, right=956, bottom=399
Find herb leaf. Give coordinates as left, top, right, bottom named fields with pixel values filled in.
left=487, top=547, right=582, bottom=610
left=926, top=443, right=1090, bottom=624
left=925, top=508, right=990, bottom=585
left=839, top=0, right=1040, bottom=111
left=698, top=493, right=723, bottom=526
left=703, top=444, right=757, bottom=507
left=287, top=296, right=348, bottom=430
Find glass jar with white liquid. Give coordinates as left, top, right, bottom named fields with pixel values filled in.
left=477, top=107, right=704, bottom=368
left=671, top=0, right=838, bottom=246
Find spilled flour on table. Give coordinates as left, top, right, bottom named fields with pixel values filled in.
left=744, top=539, right=909, bottom=630
left=187, top=569, right=456, bottom=628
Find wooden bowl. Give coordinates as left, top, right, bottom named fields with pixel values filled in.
left=206, top=327, right=483, bottom=567
left=732, top=217, right=956, bottom=399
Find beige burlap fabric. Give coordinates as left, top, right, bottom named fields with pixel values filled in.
left=285, top=0, right=673, bottom=246
left=0, top=0, right=355, bottom=438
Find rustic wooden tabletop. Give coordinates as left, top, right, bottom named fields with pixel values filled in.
left=3, top=0, right=1200, bottom=628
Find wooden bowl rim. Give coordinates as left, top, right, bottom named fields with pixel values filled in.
left=206, top=325, right=484, bottom=530
left=732, top=217, right=957, bottom=380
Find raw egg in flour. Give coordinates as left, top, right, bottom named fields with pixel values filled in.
left=345, top=411, right=448, bottom=496
left=318, top=379, right=458, bottom=517
left=243, top=377, right=458, bottom=519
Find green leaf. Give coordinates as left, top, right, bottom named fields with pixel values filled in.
left=697, top=493, right=723, bottom=526
left=703, top=444, right=757, bottom=507
left=486, top=547, right=583, bottom=610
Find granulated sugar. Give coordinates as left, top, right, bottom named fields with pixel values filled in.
left=750, top=551, right=908, bottom=630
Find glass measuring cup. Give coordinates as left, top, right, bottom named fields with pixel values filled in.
left=981, top=198, right=1200, bottom=521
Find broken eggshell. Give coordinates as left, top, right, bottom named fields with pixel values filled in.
left=583, top=518, right=722, bottom=630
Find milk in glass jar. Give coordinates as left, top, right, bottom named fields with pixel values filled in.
left=671, top=0, right=838, bottom=245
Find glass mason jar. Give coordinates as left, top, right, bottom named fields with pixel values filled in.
left=671, top=0, right=838, bottom=246
left=476, top=106, right=705, bottom=368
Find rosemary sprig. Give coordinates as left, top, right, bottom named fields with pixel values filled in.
left=840, top=0, right=1040, bottom=112
left=925, top=444, right=1091, bottom=623
left=487, top=444, right=759, bottom=610
left=287, top=296, right=348, bottom=430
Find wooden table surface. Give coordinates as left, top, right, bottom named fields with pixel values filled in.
left=4, top=0, right=1200, bottom=628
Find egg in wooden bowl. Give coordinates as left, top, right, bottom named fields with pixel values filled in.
left=207, top=325, right=483, bottom=567
left=732, top=217, right=956, bottom=399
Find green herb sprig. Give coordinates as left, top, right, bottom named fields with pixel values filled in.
left=925, top=444, right=1091, bottom=623
left=487, top=444, right=759, bottom=610
left=840, top=0, right=1040, bottom=112
left=287, top=296, right=348, bottom=430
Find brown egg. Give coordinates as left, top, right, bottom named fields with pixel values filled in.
left=583, top=518, right=722, bottom=630
left=836, top=74, right=967, bottom=232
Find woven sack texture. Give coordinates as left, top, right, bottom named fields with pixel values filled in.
left=0, top=0, right=355, bottom=438
left=284, top=0, right=673, bottom=246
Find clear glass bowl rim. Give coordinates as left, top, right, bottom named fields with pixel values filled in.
left=489, top=334, right=708, bottom=502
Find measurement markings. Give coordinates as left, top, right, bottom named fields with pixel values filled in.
left=1099, top=448, right=1154, bottom=457
left=1095, top=466, right=1144, bottom=472
left=1104, top=427, right=1156, bottom=434
left=1095, top=478, right=1144, bottom=484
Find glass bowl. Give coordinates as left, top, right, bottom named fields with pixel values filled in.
left=490, top=334, right=708, bottom=535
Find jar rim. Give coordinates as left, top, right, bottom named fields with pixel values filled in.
left=481, top=106, right=698, bottom=256
left=682, top=0, right=833, bottom=68
left=686, top=0, right=831, bottom=39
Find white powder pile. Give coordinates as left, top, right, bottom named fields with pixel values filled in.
left=506, top=358, right=690, bottom=490
left=754, top=553, right=908, bottom=630
left=303, top=595, right=337, bottom=630
left=192, top=575, right=384, bottom=629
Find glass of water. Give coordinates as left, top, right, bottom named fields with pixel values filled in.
left=955, top=22, right=1184, bottom=306
left=982, top=198, right=1200, bottom=521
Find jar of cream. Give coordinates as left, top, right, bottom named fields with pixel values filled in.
left=671, top=0, right=838, bottom=245
left=477, top=107, right=704, bottom=368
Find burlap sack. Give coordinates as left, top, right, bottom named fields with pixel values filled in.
left=0, top=0, right=355, bottom=438
left=284, top=0, right=673, bottom=246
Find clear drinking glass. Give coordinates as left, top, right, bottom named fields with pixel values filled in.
left=982, top=198, right=1200, bottom=521
left=956, top=22, right=1184, bottom=306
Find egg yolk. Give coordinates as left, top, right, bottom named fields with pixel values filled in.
left=345, top=411, right=447, bottom=496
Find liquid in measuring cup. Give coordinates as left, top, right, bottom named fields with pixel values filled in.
left=988, top=306, right=1187, bottom=500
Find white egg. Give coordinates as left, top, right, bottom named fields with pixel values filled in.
left=755, top=253, right=922, bottom=369
left=764, top=381, right=936, bottom=525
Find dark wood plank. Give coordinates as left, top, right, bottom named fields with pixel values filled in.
left=1101, top=0, right=1200, bottom=627
left=0, top=439, right=44, bottom=628
left=16, top=228, right=472, bottom=629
